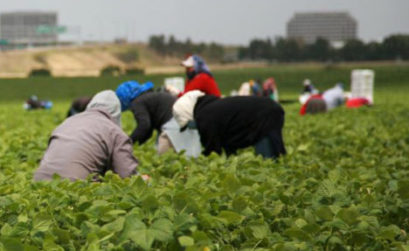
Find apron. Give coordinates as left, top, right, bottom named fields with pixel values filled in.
left=161, top=117, right=201, bottom=157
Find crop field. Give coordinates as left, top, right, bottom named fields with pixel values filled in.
left=0, top=63, right=409, bottom=250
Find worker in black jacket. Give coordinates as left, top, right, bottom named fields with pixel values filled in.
left=116, top=81, right=201, bottom=156
left=173, top=90, right=286, bottom=158
left=128, top=91, right=176, bottom=144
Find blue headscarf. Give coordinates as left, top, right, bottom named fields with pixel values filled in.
left=116, top=80, right=154, bottom=111
left=192, top=55, right=211, bottom=76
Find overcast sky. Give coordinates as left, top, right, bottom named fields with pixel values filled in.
left=1, top=0, right=409, bottom=45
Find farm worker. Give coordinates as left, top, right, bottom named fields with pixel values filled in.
left=66, top=96, right=92, bottom=117
left=299, top=94, right=327, bottom=116
left=250, top=79, right=262, bottom=96
left=301, top=79, right=319, bottom=94
left=322, top=83, right=345, bottom=110
left=238, top=82, right=251, bottom=96
left=299, top=79, right=319, bottom=104
left=263, top=77, right=279, bottom=101
left=172, top=91, right=286, bottom=159
left=238, top=80, right=262, bottom=96
left=116, top=81, right=201, bottom=157
left=23, top=95, right=53, bottom=110
left=166, top=54, right=221, bottom=97
left=34, top=90, right=145, bottom=181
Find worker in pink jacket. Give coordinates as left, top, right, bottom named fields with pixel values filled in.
left=34, top=90, right=146, bottom=182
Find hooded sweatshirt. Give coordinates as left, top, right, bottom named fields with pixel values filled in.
left=34, top=90, right=138, bottom=181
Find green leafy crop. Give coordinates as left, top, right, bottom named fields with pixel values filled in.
left=1, top=65, right=409, bottom=250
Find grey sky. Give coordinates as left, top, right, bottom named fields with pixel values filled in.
left=1, top=0, right=408, bottom=45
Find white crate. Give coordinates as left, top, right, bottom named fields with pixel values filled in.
left=164, top=77, right=185, bottom=93
left=351, top=69, right=375, bottom=104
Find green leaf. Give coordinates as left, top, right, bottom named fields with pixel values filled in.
left=388, top=180, right=398, bottom=192
left=17, top=214, right=28, bottom=223
left=43, top=234, right=64, bottom=251
left=32, top=213, right=53, bottom=232
left=328, top=236, right=343, bottom=246
left=0, top=237, right=24, bottom=251
left=315, top=206, right=334, bottom=221
left=302, top=223, right=321, bottom=235
left=232, top=196, right=248, bottom=212
left=141, top=195, right=159, bottom=211
left=328, top=169, right=341, bottom=183
left=317, top=180, right=337, bottom=198
left=297, top=143, right=310, bottom=152
left=174, top=213, right=196, bottom=231
left=1, top=224, right=12, bottom=236
left=336, top=206, right=360, bottom=225
left=217, top=210, right=245, bottom=225
left=52, top=228, right=71, bottom=244
left=178, top=236, right=194, bottom=247
left=249, top=225, right=270, bottom=240
left=150, top=218, right=173, bottom=242
left=129, top=229, right=155, bottom=250
left=378, top=225, right=401, bottom=241
left=294, top=218, right=308, bottom=229
left=271, top=203, right=284, bottom=216
left=323, top=219, right=349, bottom=231
left=284, top=227, right=311, bottom=241
left=119, top=214, right=146, bottom=242
left=101, top=217, right=125, bottom=233
left=192, top=231, right=211, bottom=245
left=398, top=180, right=409, bottom=199
left=221, top=174, right=241, bottom=194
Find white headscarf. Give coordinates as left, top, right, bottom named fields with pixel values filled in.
left=172, top=90, right=205, bottom=128
left=86, top=90, right=122, bottom=126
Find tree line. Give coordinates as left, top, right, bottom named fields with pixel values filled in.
left=239, top=34, right=409, bottom=62
left=149, top=34, right=409, bottom=63
left=148, top=35, right=224, bottom=62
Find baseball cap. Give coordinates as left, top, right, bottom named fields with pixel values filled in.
left=181, top=55, right=195, bottom=68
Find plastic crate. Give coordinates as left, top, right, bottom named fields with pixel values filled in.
left=350, top=69, right=375, bottom=104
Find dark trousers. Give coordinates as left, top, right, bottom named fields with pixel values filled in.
left=254, top=130, right=286, bottom=159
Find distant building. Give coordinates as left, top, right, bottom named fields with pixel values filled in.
left=0, top=11, right=58, bottom=48
left=287, top=12, right=357, bottom=47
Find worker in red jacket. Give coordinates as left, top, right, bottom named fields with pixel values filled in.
left=166, top=54, right=221, bottom=97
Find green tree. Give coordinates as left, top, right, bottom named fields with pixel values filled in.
left=308, top=38, right=331, bottom=61
left=340, top=39, right=367, bottom=61
left=366, top=41, right=383, bottom=61
left=382, top=34, right=409, bottom=60
left=275, top=37, right=303, bottom=62
left=247, top=38, right=274, bottom=60
left=204, top=42, right=225, bottom=61
left=148, top=35, right=166, bottom=55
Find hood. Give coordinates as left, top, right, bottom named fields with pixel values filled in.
left=86, top=90, right=122, bottom=126
left=172, top=90, right=205, bottom=128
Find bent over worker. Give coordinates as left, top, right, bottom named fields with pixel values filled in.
left=116, top=81, right=201, bottom=157
left=34, top=90, right=140, bottom=181
left=173, top=91, right=286, bottom=159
